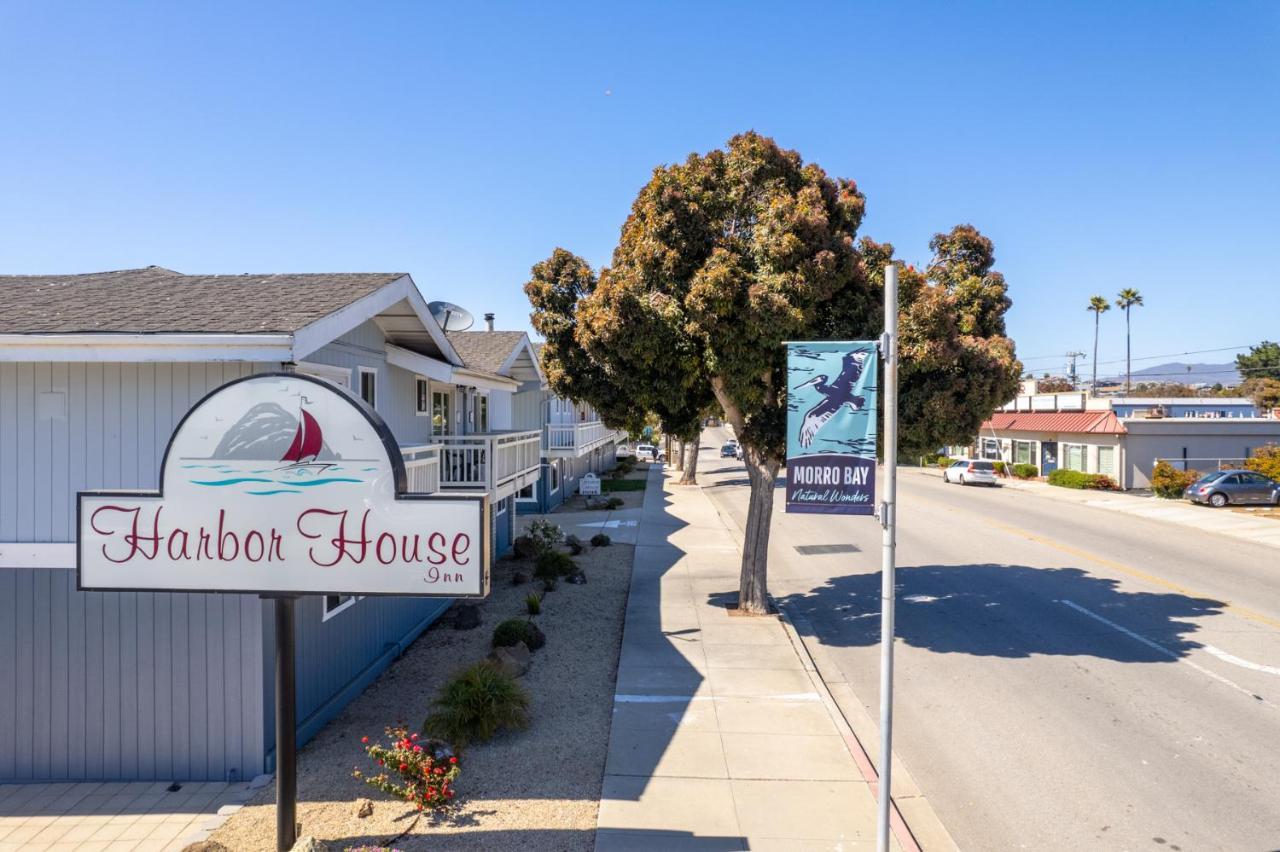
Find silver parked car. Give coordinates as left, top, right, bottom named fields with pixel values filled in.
left=1184, top=470, right=1280, bottom=507
left=944, top=459, right=999, bottom=486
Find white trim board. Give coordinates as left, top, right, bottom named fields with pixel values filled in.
left=0, top=543, right=75, bottom=569
left=0, top=334, right=292, bottom=362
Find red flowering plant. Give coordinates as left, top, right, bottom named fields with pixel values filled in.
left=351, top=726, right=461, bottom=812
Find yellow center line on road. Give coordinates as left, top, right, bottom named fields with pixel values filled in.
left=907, top=491, right=1280, bottom=632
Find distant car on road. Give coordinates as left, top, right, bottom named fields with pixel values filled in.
left=615, top=445, right=635, bottom=459
left=944, top=459, right=999, bottom=486
left=720, top=442, right=738, bottom=458
left=1184, top=470, right=1280, bottom=507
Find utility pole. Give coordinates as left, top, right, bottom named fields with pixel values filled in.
left=1065, top=351, right=1087, bottom=389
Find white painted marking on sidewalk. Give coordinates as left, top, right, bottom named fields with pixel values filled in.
left=1203, top=645, right=1280, bottom=677
left=613, top=692, right=821, bottom=703
left=576, top=519, right=638, bottom=529
left=1058, top=599, right=1275, bottom=710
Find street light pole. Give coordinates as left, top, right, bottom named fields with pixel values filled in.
left=877, top=264, right=899, bottom=852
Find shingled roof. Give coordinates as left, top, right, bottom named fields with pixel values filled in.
left=446, top=331, right=531, bottom=375
left=0, top=267, right=407, bottom=334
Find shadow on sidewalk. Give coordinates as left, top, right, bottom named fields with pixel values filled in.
left=716, top=564, right=1224, bottom=661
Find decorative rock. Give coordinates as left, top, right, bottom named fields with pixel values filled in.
left=290, top=838, right=329, bottom=852
left=566, top=570, right=588, bottom=585
left=524, top=621, right=547, bottom=650
left=354, top=797, right=374, bottom=818
left=564, top=534, right=584, bottom=555
left=453, top=603, right=482, bottom=630
left=511, top=570, right=529, bottom=585
left=488, top=641, right=532, bottom=677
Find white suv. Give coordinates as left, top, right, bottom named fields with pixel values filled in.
left=944, top=459, right=998, bottom=486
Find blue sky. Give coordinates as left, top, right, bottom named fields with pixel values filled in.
left=1, top=2, right=1276, bottom=377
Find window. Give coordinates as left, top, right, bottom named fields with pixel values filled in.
left=416, top=378, right=429, bottom=414
left=549, top=462, right=559, bottom=493
left=323, top=594, right=358, bottom=620
left=1063, top=443, right=1086, bottom=472
left=358, top=367, right=377, bottom=409
left=516, top=482, right=536, bottom=502
left=432, top=391, right=451, bottom=436
left=982, top=439, right=1000, bottom=460
left=1097, top=446, right=1116, bottom=476
left=477, top=395, right=489, bottom=432
left=1013, top=440, right=1035, bottom=466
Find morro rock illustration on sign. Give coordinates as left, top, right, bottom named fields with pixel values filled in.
left=213, top=401, right=340, bottom=463
left=177, top=389, right=378, bottom=497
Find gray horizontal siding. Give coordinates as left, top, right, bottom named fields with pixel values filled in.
left=0, top=570, right=264, bottom=782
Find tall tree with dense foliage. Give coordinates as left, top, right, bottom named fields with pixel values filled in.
left=525, top=249, right=712, bottom=472
left=1087, top=295, right=1110, bottom=391
left=1236, top=341, right=1280, bottom=382
left=1115, top=288, right=1144, bottom=392
left=568, top=132, right=1019, bottom=613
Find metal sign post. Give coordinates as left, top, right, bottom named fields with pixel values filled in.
left=271, top=595, right=299, bottom=852
left=877, top=264, right=899, bottom=852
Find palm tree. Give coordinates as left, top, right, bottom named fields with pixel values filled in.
left=1115, top=288, right=1144, bottom=393
left=1087, top=296, right=1110, bottom=392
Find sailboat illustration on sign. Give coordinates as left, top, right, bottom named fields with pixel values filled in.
left=279, top=400, right=334, bottom=472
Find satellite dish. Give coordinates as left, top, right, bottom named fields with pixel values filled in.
left=428, top=301, right=475, bottom=332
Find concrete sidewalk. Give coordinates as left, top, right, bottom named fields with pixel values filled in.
left=915, top=466, right=1280, bottom=550
left=595, top=465, right=913, bottom=851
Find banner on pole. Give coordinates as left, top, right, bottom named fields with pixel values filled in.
left=785, top=341, right=878, bottom=514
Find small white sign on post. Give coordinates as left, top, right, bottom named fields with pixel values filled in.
left=79, top=372, right=490, bottom=597
left=579, top=472, right=601, bottom=497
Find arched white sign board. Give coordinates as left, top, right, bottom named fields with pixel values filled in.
left=78, top=372, right=489, bottom=597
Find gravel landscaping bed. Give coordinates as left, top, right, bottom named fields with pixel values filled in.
left=208, top=537, right=634, bottom=852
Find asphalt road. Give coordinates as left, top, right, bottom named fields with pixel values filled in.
left=696, top=427, right=1280, bottom=852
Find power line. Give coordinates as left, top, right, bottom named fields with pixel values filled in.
left=1021, top=344, right=1256, bottom=366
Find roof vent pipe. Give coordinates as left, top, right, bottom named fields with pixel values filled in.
left=484, top=312, right=495, bottom=331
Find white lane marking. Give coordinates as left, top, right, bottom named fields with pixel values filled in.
left=1058, top=599, right=1276, bottom=710
left=1203, top=645, right=1280, bottom=677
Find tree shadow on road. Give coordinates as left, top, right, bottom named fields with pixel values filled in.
left=715, top=564, right=1226, bottom=662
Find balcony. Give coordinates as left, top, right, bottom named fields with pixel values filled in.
left=545, top=421, right=625, bottom=458
left=405, top=430, right=541, bottom=500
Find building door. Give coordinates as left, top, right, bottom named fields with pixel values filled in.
left=1041, top=442, right=1059, bottom=474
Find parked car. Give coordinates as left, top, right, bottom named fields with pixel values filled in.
left=636, top=443, right=665, bottom=462
left=944, top=459, right=999, bottom=486
left=720, top=442, right=738, bottom=458
left=615, top=445, right=635, bottom=459
left=1184, top=470, right=1280, bottom=507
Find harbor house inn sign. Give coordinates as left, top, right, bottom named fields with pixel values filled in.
left=79, top=372, right=489, bottom=597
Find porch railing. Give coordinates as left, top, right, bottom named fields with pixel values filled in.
left=545, top=421, right=624, bottom=454
left=433, top=430, right=542, bottom=492
left=400, top=443, right=442, bottom=493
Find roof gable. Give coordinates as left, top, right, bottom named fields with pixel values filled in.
left=446, top=331, right=543, bottom=381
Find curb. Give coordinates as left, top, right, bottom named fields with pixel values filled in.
left=696, top=470, right=954, bottom=852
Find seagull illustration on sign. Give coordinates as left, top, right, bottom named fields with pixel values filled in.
left=795, top=351, right=869, bottom=448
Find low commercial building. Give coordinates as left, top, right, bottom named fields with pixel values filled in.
left=0, top=267, right=539, bottom=782
left=968, top=392, right=1280, bottom=489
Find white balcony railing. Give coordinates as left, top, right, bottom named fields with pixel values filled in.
left=431, top=430, right=542, bottom=495
left=545, top=421, right=623, bottom=456
left=400, top=443, right=442, bottom=494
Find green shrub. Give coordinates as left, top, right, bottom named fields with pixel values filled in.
left=1047, top=469, right=1118, bottom=490
left=512, top=535, right=538, bottom=559
left=607, top=496, right=624, bottom=509
left=564, top=534, right=584, bottom=555
left=525, top=520, right=564, bottom=556
left=992, top=461, right=1007, bottom=475
left=1151, top=460, right=1200, bottom=498
left=534, top=550, right=576, bottom=583
left=492, top=618, right=545, bottom=650
left=591, top=533, right=612, bottom=547
left=1013, top=463, right=1039, bottom=479
left=1244, top=444, right=1280, bottom=482
left=424, top=661, right=530, bottom=747
left=525, top=593, right=541, bottom=616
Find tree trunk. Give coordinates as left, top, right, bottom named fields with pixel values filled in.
left=676, top=440, right=686, bottom=472
left=1125, top=309, right=1131, bottom=393
left=679, top=435, right=700, bottom=485
left=738, top=448, right=780, bottom=614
